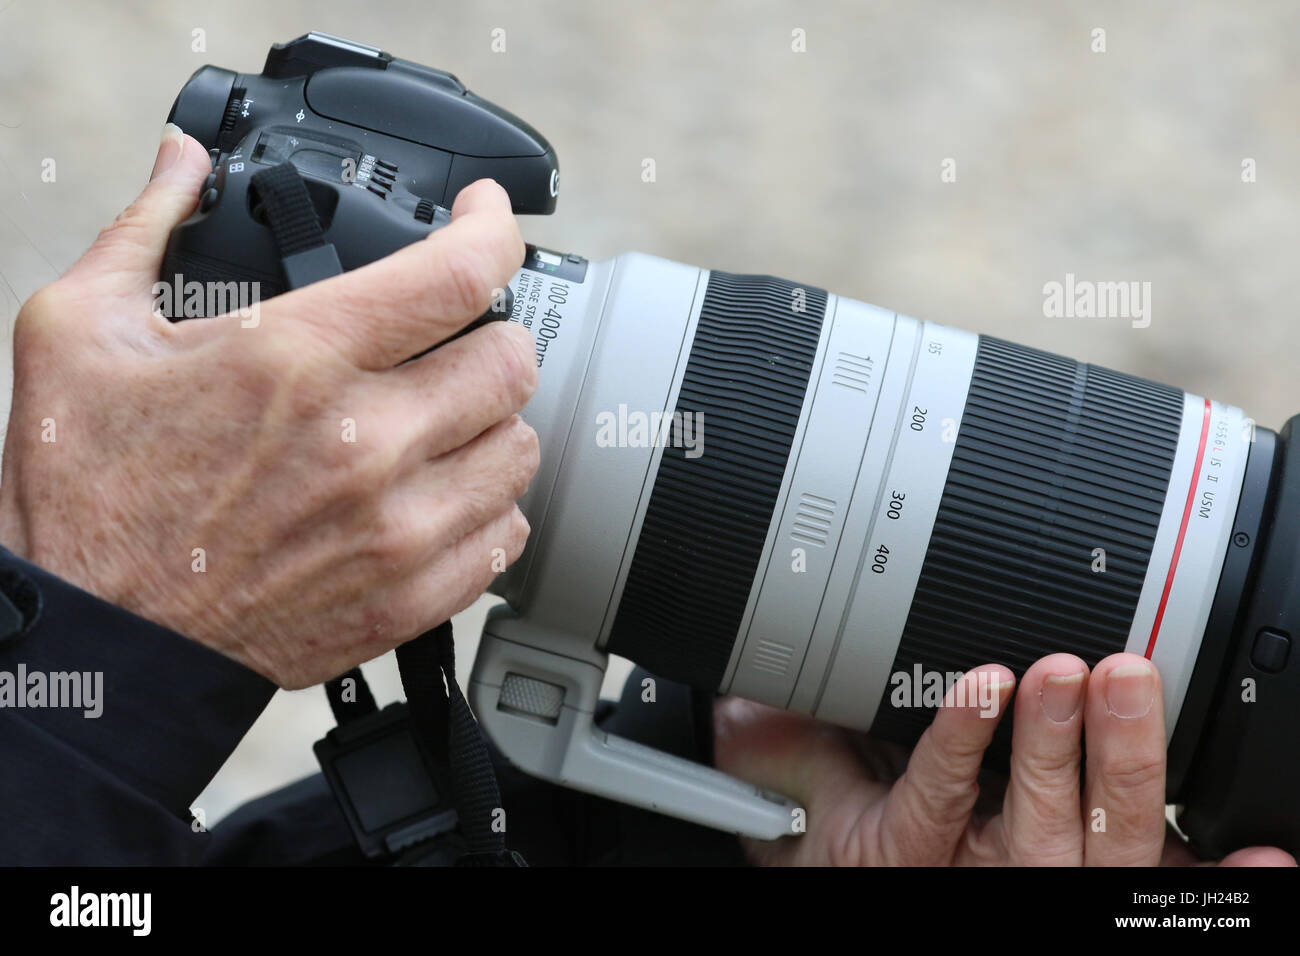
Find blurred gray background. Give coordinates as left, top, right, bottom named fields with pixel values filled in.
left=2, top=0, right=1298, bottom=822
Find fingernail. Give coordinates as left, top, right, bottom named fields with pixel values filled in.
left=1040, top=671, right=1085, bottom=723
left=151, top=123, right=185, bottom=181
left=977, top=677, right=1016, bottom=719
left=1106, top=663, right=1155, bottom=718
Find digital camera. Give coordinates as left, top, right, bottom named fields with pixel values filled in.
left=166, top=32, right=1300, bottom=857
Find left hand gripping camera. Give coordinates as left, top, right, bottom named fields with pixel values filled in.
left=166, top=33, right=1300, bottom=857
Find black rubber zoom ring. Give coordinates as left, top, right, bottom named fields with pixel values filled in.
left=869, top=336, right=1185, bottom=750
left=606, top=272, right=828, bottom=688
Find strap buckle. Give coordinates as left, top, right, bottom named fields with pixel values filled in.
left=313, top=700, right=459, bottom=861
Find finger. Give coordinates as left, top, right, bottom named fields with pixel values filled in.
left=713, top=698, right=882, bottom=866
left=371, top=319, right=539, bottom=464
left=1083, top=653, right=1167, bottom=866
left=286, top=178, right=524, bottom=369
left=1159, top=826, right=1299, bottom=867
left=279, top=502, right=530, bottom=688
left=68, top=125, right=212, bottom=295
left=999, top=654, right=1089, bottom=865
left=878, top=665, right=1015, bottom=865
left=448, top=177, right=513, bottom=221
left=401, top=504, right=531, bottom=634
left=1216, top=847, right=1297, bottom=867
left=391, top=415, right=539, bottom=552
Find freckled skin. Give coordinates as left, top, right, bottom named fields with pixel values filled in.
left=0, top=131, right=538, bottom=690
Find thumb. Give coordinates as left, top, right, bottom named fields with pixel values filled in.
left=713, top=697, right=875, bottom=864
left=69, top=123, right=212, bottom=293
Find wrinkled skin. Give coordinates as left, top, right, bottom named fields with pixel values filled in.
left=0, top=126, right=539, bottom=688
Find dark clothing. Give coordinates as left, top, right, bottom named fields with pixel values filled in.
left=0, top=546, right=276, bottom=864
left=0, top=546, right=743, bottom=865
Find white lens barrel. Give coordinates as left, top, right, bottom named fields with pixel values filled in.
left=500, top=252, right=1253, bottom=744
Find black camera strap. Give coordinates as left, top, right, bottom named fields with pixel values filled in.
left=394, top=623, right=521, bottom=865
left=255, top=161, right=521, bottom=865
left=324, top=665, right=378, bottom=722
left=248, top=162, right=343, bottom=289
left=318, top=625, right=522, bottom=866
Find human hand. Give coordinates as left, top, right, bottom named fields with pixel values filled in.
left=714, top=652, right=1295, bottom=866
left=0, top=124, right=539, bottom=688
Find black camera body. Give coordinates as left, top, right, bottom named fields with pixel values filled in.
left=163, top=32, right=558, bottom=300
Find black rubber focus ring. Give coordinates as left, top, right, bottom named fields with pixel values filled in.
left=869, top=336, right=1184, bottom=751
left=606, top=271, right=828, bottom=689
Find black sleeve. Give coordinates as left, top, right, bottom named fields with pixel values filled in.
left=0, top=546, right=275, bottom=864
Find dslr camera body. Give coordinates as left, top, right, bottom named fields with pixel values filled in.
left=167, top=33, right=1300, bottom=857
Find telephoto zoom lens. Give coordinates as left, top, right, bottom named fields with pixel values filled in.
left=489, top=249, right=1297, bottom=857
